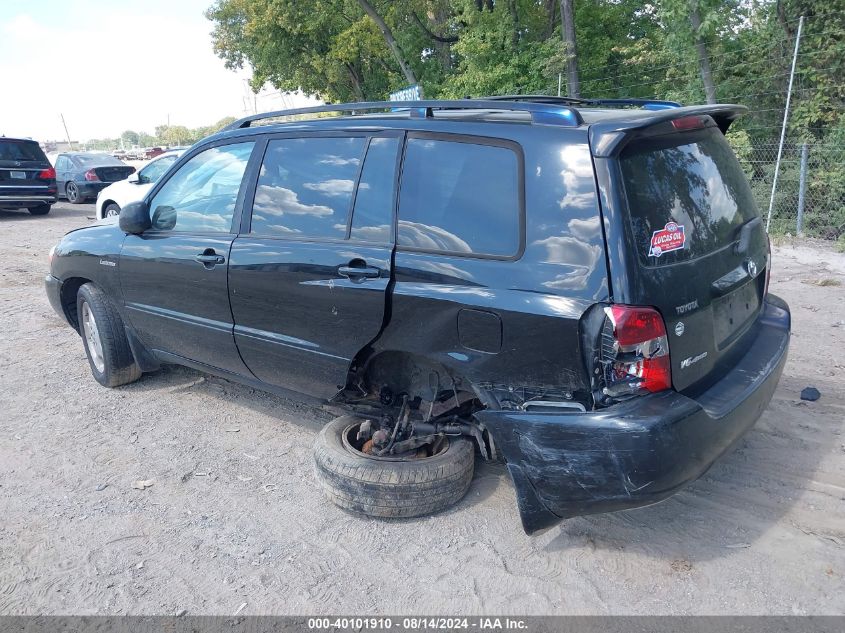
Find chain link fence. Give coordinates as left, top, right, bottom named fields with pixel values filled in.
left=730, top=138, right=845, bottom=239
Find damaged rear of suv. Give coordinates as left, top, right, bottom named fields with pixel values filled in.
left=45, top=97, right=790, bottom=534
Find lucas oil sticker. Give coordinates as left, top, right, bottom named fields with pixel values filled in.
left=649, top=222, right=686, bottom=257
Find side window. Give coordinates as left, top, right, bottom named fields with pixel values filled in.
left=149, top=142, right=254, bottom=233
left=349, top=137, right=399, bottom=243
left=139, top=155, right=177, bottom=184
left=250, top=137, right=366, bottom=238
left=398, top=138, right=521, bottom=257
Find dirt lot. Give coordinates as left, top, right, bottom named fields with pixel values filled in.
left=1, top=202, right=843, bottom=615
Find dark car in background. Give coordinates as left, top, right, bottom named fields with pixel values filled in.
left=44, top=98, right=790, bottom=534
left=0, top=137, right=57, bottom=216
left=54, top=152, right=135, bottom=204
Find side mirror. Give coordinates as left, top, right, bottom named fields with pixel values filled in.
left=119, top=201, right=151, bottom=234
left=127, top=172, right=140, bottom=184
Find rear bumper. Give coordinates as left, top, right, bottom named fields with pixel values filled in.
left=0, top=194, right=57, bottom=207
left=477, top=294, right=791, bottom=534
left=77, top=182, right=110, bottom=197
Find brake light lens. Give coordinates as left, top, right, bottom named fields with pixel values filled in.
left=84, top=169, right=99, bottom=182
left=671, top=115, right=706, bottom=131
left=601, top=305, right=672, bottom=397
left=37, top=167, right=56, bottom=179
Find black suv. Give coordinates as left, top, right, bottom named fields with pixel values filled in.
left=45, top=98, right=790, bottom=533
left=0, top=137, right=57, bottom=215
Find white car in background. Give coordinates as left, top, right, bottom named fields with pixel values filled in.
left=95, top=149, right=184, bottom=219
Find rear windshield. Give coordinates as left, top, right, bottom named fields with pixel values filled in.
left=0, top=140, right=48, bottom=163
left=72, top=154, right=126, bottom=167
left=620, top=127, right=758, bottom=264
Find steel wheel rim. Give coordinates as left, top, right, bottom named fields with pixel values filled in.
left=67, top=183, right=78, bottom=202
left=105, top=206, right=119, bottom=217
left=81, top=302, right=105, bottom=373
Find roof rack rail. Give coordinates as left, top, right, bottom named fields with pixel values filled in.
left=221, top=99, right=584, bottom=132
left=482, top=95, right=682, bottom=111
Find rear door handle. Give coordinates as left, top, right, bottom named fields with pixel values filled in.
left=338, top=265, right=380, bottom=279
left=195, top=253, right=225, bottom=265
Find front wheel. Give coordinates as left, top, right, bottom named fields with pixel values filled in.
left=76, top=283, right=142, bottom=387
left=314, top=415, right=475, bottom=518
left=28, top=204, right=51, bottom=216
left=103, top=203, right=120, bottom=218
left=66, top=181, right=85, bottom=204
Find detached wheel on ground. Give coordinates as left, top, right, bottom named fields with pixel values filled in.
left=103, top=203, right=120, bottom=217
left=314, top=415, right=475, bottom=518
left=76, top=283, right=142, bottom=387
left=66, top=181, right=85, bottom=204
left=28, top=204, right=51, bottom=216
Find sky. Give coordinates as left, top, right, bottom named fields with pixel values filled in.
left=0, top=0, right=318, bottom=143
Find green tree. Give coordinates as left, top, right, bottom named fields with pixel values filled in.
left=120, top=130, right=140, bottom=146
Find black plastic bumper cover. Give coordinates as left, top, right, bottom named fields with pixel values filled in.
left=477, top=295, right=791, bottom=535
left=44, top=274, right=67, bottom=325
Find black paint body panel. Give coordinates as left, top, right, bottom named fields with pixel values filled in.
left=477, top=295, right=790, bottom=534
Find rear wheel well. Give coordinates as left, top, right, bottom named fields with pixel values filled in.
left=60, top=277, right=90, bottom=332
left=342, top=350, right=496, bottom=460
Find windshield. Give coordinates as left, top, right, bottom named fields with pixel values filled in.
left=620, top=127, right=758, bottom=265
left=0, top=140, right=48, bottom=163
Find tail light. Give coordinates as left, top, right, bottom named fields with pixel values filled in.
left=600, top=305, right=671, bottom=398
left=37, top=167, right=56, bottom=179
left=84, top=169, right=99, bottom=182
left=671, top=115, right=707, bottom=131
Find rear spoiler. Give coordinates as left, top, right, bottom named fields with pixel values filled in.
left=589, top=104, right=747, bottom=157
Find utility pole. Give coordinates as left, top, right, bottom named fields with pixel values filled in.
left=766, top=15, right=804, bottom=232
left=60, top=113, right=74, bottom=150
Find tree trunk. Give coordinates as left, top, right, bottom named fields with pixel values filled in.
left=559, top=0, right=579, bottom=98
left=356, top=0, right=418, bottom=87
left=689, top=4, right=716, bottom=104
left=345, top=63, right=365, bottom=102
left=508, top=0, right=519, bottom=47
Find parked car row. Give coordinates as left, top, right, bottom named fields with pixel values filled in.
left=1, top=137, right=190, bottom=217
left=112, top=146, right=176, bottom=160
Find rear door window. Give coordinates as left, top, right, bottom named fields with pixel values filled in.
left=250, top=137, right=367, bottom=239
left=397, top=137, right=521, bottom=257
left=620, top=127, right=758, bottom=264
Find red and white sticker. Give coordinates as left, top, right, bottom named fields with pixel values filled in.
left=649, top=222, right=686, bottom=257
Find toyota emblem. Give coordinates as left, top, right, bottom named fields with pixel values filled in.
left=746, top=259, right=758, bottom=278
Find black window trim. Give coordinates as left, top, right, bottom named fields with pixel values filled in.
left=396, top=131, right=526, bottom=262
left=240, top=129, right=403, bottom=245
left=346, top=132, right=405, bottom=244
left=142, top=137, right=260, bottom=237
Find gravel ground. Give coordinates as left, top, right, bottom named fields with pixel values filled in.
left=1, top=202, right=843, bottom=615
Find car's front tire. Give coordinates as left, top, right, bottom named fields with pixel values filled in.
left=66, top=181, right=85, bottom=204
left=314, top=415, right=475, bottom=519
left=76, top=283, right=142, bottom=387
left=103, top=202, right=120, bottom=218
left=28, top=204, right=51, bottom=216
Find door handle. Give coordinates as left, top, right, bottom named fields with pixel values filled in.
left=338, top=265, right=380, bottom=280
left=195, top=253, right=225, bottom=265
